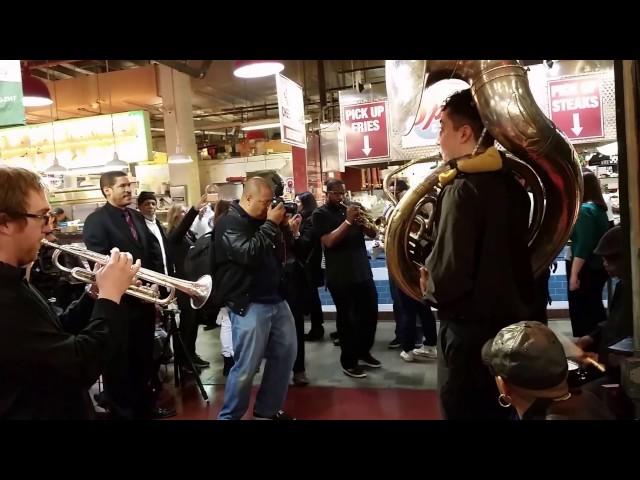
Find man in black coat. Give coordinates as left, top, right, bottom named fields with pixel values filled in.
left=421, top=89, right=535, bottom=419
left=83, top=171, right=167, bottom=419
left=0, top=166, right=137, bottom=419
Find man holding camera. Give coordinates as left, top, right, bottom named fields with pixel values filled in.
left=214, top=177, right=297, bottom=420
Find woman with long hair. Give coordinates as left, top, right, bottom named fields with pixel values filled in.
left=295, top=192, right=325, bottom=341
left=567, top=171, right=610, bottom=337
left=166, top=196, right=210, bottom=372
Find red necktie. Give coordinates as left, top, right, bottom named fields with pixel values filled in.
left=122, top=209, right=139, bottom=242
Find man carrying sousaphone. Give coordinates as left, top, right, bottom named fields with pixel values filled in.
left=419, top=89, right=535, bottom=419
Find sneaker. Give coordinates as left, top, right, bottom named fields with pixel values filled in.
left=254, top=410, right=296, bottom=420
left=388, top=338, right=401, bottom=349
left=413, top=345, right=437, bottom=359
left=359, top=353, right=382, bottom=368
left=292, top=371, right=310, bottom=386
left=400, top=350, right=415, bottom=362
left=342, top=366, right=367, bottom=378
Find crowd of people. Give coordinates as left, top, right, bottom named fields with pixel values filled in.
left=0, top=88, right=634, bottom=421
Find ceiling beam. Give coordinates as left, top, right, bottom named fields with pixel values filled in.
left=59, top=62, right=95, bottom=75
left=154, top=60, right=212, bottom=79
left=33, top=67, right=73, bottom=80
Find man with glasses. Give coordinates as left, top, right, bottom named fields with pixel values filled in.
left=0, top=166, right=138, bottom=419
left=312, top=178, right=380, bottom=378
left=83, top=171, right=169, bottom=419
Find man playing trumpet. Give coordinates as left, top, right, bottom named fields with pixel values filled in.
left=313, top=178, right=380, bottom=378
left=0, top=166, right=139, bottom=420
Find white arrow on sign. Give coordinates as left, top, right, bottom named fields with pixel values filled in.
left=362, top=135, right=372, bottom=156
left=571, top=113, right=583, bottom=136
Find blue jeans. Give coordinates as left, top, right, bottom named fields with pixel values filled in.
left=217, top=301, right=297, bottom=420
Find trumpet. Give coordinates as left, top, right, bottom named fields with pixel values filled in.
left=41, top=239, right=212, bottom=309
left=339, top=202, right=382, bottom=235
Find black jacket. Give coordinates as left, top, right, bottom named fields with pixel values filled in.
left=83, top=202, right=162, bottom=272
left=0, top=262, right=124, bottom=419
left=589, top=281, right=633, bottom=362
left=213, top=202, right=284, bottom=315
left=425, top=167, right=535, bottom=330
left=166, top=207, right=199, bottom=280
left=298, top=213, right=323, bottom=287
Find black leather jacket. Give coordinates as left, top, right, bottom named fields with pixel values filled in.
left=212, top=202, right=285, bottom=315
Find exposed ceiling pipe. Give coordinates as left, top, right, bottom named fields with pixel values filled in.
left=59, top=62, right=96, bottom=75
left=153, top=60, right=212, bottom=79
left=27, top=60, right=81, bottom=69
left=34, top=67, right=72, bottom=80
left=337, top=65, right=385, bottom=74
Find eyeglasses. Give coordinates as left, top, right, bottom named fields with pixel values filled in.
left=11, top=212, right=54, bottom=226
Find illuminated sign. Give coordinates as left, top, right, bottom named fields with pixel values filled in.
left=0, top=110, right=152, bottom=171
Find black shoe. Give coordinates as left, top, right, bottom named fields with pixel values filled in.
left=192, top=354, right=210, bottom=368
left=253, top=409, right=295, bottom=420
left=203, top=324, right=217, bottom=331
left=152, top=406, right=177, bottom=419
left=388, top=338, right=401, bottom=349
left=222, top=355, right=235, bottom=377
left=342, top=366, right=367, bottom=378
left=359, top=353, right=382, bottom=368
left=329, top=331, right=339, bottom=340
left=332, top=338, right=341, bottom=346
left=304, top=326, right=325, bottom=342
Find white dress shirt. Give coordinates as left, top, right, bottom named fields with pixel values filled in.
left=145, top=216, right=168, bottom=275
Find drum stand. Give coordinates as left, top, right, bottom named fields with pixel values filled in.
left=158, top=307, right=209, bottom=402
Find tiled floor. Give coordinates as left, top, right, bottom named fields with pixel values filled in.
left=156, top=319, right=573, bottom=420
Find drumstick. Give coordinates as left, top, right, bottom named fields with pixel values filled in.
left=554, top=330, right=606, bottom=372
left=584, top=357, right=606, bottom=372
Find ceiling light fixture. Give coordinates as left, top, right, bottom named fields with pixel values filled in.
left=21, top=62, right=53, bottom=107
left=233, top=60, right=284, bottom=79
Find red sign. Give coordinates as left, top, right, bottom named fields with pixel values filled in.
left=342, top=101, right=390, bottom=162
left=547, top=75, right=604, bottom=141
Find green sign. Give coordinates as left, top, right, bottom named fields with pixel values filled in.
left=0, top=60, right=25, bottom=127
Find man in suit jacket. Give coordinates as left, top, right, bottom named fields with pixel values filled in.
left=83, top=171, right=168, bottom=419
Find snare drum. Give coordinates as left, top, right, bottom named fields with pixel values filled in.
left=567, top=359, right=588, bottom=388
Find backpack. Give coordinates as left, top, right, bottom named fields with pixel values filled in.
left=184, top=230, right=214, bottom=282
left=183, top=230, right=220, bottom=320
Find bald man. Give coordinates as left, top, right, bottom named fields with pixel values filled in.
left=213, top=177, right=297, bottom=420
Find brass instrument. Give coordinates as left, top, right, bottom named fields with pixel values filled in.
left=42, top=239, right=212, bottom=309
left=384, top=60, right=583, bottom=300
left=340, top=202, right=382, bottom=236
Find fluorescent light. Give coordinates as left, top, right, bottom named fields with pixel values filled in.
left=241, top=121, right=281, bottom=131
left=233, top=60, right=284, bottom=79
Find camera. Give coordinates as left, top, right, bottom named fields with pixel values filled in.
left=271, top=196, right=298, bottom=215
